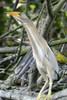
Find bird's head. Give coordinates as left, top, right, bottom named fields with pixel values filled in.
left=6, top=12, right=29, bottom=23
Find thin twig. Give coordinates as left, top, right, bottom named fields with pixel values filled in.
left=46, top=0, right=53, bottom=17
left=6, top=0, right=19, bottom=31
left=42, top=0, right=66, bottom=38
left=26, top=0, right=29, bottom=16
left=0, top=25, right=22, bottom=39
left=36, top=0, right=46, bottom=27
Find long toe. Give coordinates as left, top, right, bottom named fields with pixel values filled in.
left=44, top=93, right=51, bottom=100
left=36, top=93, right=46, bottom=100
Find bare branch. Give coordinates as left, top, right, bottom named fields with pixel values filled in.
left=50, top=38, right=67, bottom=46
left=46, top=0, right=53, bottom=17
left=42, top=0, right=66, bottom=38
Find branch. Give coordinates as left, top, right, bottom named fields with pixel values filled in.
left=42, top=0, right=66, bottom=38
left=51, top=89, right=67, bottom=100
left=46, top=0, right=53, bottom=17
left=0, top=25, right=23, bottom=39
left=50, top=38, right=67, bottom=46
left=6, top=0, right=19, bottom=31
left=0, top=88, right=67, bottom=100
left=0, top=46, right=19, bottom=54
left=0, top=88, right=36, bottom=100
left=53, top=0, right=67, bottom=14
left=36, top=1, right=46, bottom=27
left=0, top=46, right=30, bottom=64
left=25, top=0, right=29, bottom=16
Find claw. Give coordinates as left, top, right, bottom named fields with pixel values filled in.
left=36, top=79, right=52, bottom=100
left=44, top=91, right=51, bottom=100
left=36, top=93, right=46, bottom=100
left=44, top=95, right=50, bottom=100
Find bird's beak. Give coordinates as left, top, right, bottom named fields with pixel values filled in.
left=6, top=12, right=20, bottom=16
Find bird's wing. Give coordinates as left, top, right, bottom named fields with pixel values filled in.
left=45, top=45, right=59, bottom=73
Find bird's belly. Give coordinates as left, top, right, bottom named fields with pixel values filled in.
left=35, top=55, right=57, bottom=80
left=32, top=43, right=47, bottom=76
left=33, top=44, right=44, bottom=63
left=36, top=61, right=47, bottom=79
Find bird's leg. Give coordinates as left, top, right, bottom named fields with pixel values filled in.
left=45, top=79, right=52, bottom=100
left=36, top=78, right=48, bottom=100
left=48, top=80, right=52, bottom=97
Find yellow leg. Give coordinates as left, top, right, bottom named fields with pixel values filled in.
left=45, top=80, right=52, bottom=100
left=36, top=78, right=48, bottom=100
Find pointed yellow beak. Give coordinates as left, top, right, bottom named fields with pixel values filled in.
left=6, top=12, right=20, bottom=16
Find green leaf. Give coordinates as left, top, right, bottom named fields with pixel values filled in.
left=29, top=4, right=36, bottom=9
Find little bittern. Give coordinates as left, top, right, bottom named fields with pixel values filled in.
left=6, top=12, right=59, bottom=100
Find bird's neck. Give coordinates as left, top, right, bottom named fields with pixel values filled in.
left=23, top=21, right=42, bottom=53
left=22, top=19, right=47, bottom=61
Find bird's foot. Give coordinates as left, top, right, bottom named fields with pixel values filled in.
left=44, top=95, right=50, bottom=100
left=44, top=91, right=51, bottom=100
left=36, top=93, right=46, bottom=100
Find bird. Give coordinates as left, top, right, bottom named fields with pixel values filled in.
left=6, top=12, right=59, bottom=100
